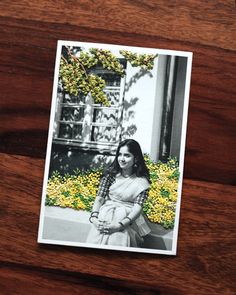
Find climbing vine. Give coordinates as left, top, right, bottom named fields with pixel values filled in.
left=59, top=47, right=158, bottom=106
left=119, top=50, right=156, bottom=70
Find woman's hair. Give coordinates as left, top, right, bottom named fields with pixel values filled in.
left=105, top=139, right=150, bottom=182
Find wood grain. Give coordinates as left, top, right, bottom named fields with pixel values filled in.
left=1, top=1, right=236, bottom=294
left=0, top=0, right=235, bottom=50
left=0, top=153, right=235, bottom=294
left=1, top=263, right=164, bottom=295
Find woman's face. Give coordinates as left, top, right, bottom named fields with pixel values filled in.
left=117, top=145, right=135, bottom=172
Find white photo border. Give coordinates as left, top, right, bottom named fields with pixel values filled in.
left=38, top=40, right=193, bottom=255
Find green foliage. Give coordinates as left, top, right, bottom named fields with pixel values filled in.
left=89, top=48, right=125, bottom=76
left=59, top=54, right=110, bottom=106
left=45, top=195, right=57, bottom=206
left=59, top=47, right=158, bottom=106
left=120, top=50, right=157, bottom=70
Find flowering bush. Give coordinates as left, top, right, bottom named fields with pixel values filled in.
left=45, top=157, right=179, bottom=229
left=143, top=156, right=179, bottom=229
left=45, top=169, right=102, bottom=211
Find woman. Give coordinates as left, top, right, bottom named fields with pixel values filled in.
left=86, top=139, right=151, bottom=248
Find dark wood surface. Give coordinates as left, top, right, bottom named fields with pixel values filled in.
left=0, top=1, right=235, bottom=294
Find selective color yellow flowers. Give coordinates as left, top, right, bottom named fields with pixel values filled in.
left=143, top=155, right=179, bottom=229
left=46, top=157, right=179, bottom=229
left=46, top=170, right=102, bottom=211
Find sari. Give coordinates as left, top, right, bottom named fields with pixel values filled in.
left=86, top=174, right=150, bottom=247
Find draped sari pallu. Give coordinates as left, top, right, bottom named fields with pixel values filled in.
left=86, top=175, right=151, bottom=247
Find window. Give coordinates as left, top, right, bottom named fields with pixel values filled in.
left=53, top=63, right=126, bottom=152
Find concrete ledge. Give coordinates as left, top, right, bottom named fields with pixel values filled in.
left=42, top=207, right=91, bottom=243
left=42, top=206, right=173, bottom=250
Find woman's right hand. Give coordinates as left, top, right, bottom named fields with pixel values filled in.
left=91, top=217, right=99, bottom=228
left=91, top=217, right=105, bottom=232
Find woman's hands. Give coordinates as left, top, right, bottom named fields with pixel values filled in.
left=101, top=222, right=122, bottom=235
left=92, top=218, right=122, bottom=235
left=91, top=217, right=101, bottom=230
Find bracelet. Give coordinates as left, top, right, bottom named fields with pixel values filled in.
left=89, top=211, right=99, bottom=223
left=118, top=221, right=125, bottom=230
left=91, top=211, right=99, bottom=217
left=125, top=216, right=132, bottom=224
left=89, top=215, right=98, bottom=224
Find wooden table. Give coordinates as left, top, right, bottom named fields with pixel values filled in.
left=1, top=1, right=235, bottom=294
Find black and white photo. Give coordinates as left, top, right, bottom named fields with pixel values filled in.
left=38, top=40, right=192, bottom=255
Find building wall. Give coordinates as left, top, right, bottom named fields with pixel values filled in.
left=121, top=58, right=160, bottom=157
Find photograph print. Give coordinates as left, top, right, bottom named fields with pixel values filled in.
left=38, top=40, right=192, bottom=255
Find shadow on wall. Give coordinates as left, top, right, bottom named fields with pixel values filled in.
left=121, top=96, right=139, bottom=138
left=121, top=68, right=153, bottom=139
left=124, top=68, right=153, bottom=92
